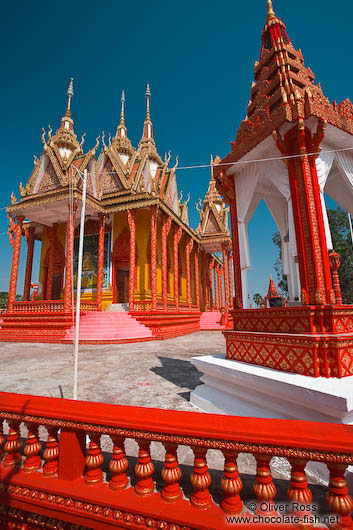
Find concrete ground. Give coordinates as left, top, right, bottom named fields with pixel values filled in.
left=0, top=332, right=329, bottom=511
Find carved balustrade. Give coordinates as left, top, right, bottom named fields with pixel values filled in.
left=11, top=301, right=99, bottom=313
left=0, top=391, right=352, bottom=529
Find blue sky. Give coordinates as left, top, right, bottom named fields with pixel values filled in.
left=1, top=0, right=351, bottom=298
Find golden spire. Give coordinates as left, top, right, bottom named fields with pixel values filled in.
left=267, top=0, right=276, bottom=20
left=116, top=89, right=127, bottom=137
left=142, top=82, right=153, bottom=140
left=65, top=78, right=74, bottom=118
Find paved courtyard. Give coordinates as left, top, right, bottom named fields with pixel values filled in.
left=0, top=331, right=225, bottom=409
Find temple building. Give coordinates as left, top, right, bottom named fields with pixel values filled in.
left=1, top=82, right=232, bottom=342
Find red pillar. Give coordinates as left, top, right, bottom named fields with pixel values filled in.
left=186, top=238, right=193, bottom=309
left=218, top=267, right=224, bottom=309
left=222, top=245, right=229, bottom=311
left=97, top=214, right=106, bottom=311
left=8, top=215, right=24, bottom=312
left=214, top=265, right=219, bottom=310
left=161, top=215, right=172, bottom=311
left=46, top=224, right=57, bottom=300
left=64, top=203, right=77, bottom=313
left=173, top=226, right=182, bottom=310
left=221, top=171, right=243, bottom=309
left=228, top=252, right=233, bottom=310
left=23, top=226, right=35, bottom=301
left=194, top=245, right=200, bottom=310
left=127, top=210, right=136, bottom=310
left=276, top=121, right=334, bottom=305
left=150, top=207, right=158, bottom=311
left=208, top=258, right=214, bottom=310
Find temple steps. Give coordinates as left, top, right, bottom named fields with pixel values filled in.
left=63, top=311, right=153, bottom=343
left=199, top=311, right=225, bottom=330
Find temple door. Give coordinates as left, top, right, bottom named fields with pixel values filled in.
left=115, top=267, right=129, bottom=303
left=52, top=267, right=62, bottom=300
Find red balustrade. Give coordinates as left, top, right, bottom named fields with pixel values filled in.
left=0, top=391, right=352, bottom=529
left=11, top=300, right=99, bottom=313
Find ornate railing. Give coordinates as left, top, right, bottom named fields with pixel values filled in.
left=11, top=300, right=65, bottom=313
left=0, top=391, right=352, bottom=529
left=80, top=301, right=99, bottom=312
left=132, top=301, right=152, bottom=311
left=11, top=300, right=99, bottom=313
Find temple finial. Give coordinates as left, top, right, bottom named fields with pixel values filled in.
left=116, top=89, right=128, bottom=138
left=65, top=78, right=74, bottom=118
left=145, top=82, right=151, bottom=122
left=142, top=82, right=153, bottom=140
left=267, top=0, right=275, bottom=20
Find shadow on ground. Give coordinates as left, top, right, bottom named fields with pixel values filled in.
left=150, top=356, right=202, bottom=391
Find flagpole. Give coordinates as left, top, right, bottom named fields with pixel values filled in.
left=73, top=168, right=87, bottom=401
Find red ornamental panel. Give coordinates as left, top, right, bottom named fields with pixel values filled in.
left=150, top=207, right=158, bottom=311
left=173, top=227, right=182, bottom=310
left=96, top=214, right=106, bottom=310
left=186, top=238, right=193, bottom=309
left=8, top=216, right=24, bottom=312
left=194, top=247, right=200, bottom=310
left=127, top=210, right=136, bottom=309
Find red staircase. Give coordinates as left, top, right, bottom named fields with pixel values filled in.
left=63, top=311, right=153, bottom=343
left=200, top=311, right=225, bottom=330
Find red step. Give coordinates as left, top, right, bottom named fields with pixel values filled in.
left=64, top=312, right=153, bottom=341
left=199, top=311, right=225, bottom=330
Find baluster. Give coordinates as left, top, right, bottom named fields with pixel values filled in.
left=23, top=423, right=41, bottom=473
left=287, top=459, right=313, bottom=529
left=0, top=420, right=4, bottom=461
left=134, top=440, right=155, bottom=496
left=109, top=436, right=128, bottom=491
left=190, top=446, right=212, bottom=509
left=85, top=434, right=104, bottom=486
left=161, top=443, right=182, bottom=503
left=43, top=427, right=59, bottom=477
left=253, top=454, right=277, bottom=516
left=326, top=463, right=353, bottom=530
left=221, top=450, right=243, bottom=514
left=4, top=421, right=21, bottom=468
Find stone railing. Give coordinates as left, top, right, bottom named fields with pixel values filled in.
left=0, top=391, right=352, bottom=529
left=11, top=300, right=65, bottom=313
left=132, top=300, right=152, bottom=312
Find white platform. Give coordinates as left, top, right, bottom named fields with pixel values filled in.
left=191, top=354, right=353, bottom=423
left=190, top=355, right=353, bottom=487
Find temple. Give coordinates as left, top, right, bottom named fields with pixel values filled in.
left=1, top=83, right=232, bottom=342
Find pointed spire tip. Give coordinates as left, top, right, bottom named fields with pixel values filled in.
left=121, top=89, right=125, bottom=103
left=67, top=77, right=74, bottom=98
left=267, top=0, right=275, bottom=20
left=146, top=82, right=151, bottom=97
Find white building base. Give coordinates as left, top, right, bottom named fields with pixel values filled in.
left=190, top=355, right=353, bottom=488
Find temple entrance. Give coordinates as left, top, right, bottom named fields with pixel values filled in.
left=52, top=272, right=62, bottom=300
left=115, top=267, right=129, bottom=303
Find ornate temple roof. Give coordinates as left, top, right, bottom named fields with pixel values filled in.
left=94, top=83, right=185, bottom=220
left=21, top=79, right=99, bottom=201
left=196, top=156, right=231, bottom=252
left=215, top=0, right=353, bottom=199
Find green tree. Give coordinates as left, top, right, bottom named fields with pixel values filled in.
left=327, top=207, right=353, bottom=304
left=272, top=232, right=288, bottom=296
left=253, top=293, right=262, bottom=307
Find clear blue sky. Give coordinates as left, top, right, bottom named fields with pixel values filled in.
left=1, top=0, right=351, bottom=298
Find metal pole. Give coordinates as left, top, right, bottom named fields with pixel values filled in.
left=348, top=213, right=353, bottom=251
left=73, top=168, right=87, bottom=401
